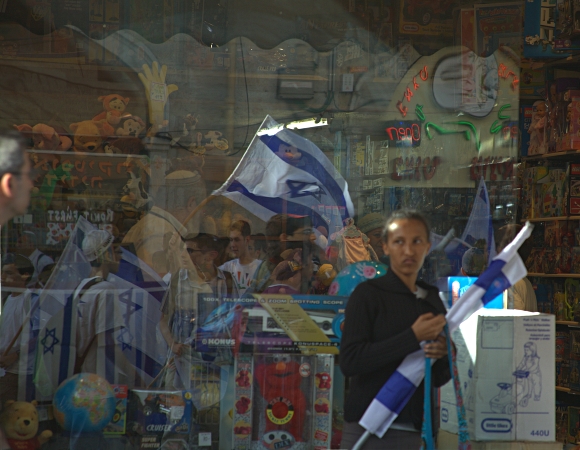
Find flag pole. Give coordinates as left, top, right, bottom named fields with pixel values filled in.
left=352, top=431, right=371, bottom=450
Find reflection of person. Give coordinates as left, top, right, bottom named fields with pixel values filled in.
left=517, top=342, right=542, bottom=406
left=358, top=213, right=385, bottom=260
left=262, top=248, right=313, bottom=295
left=0, top=131, right=34, bottom=226
left=528, top=101, right=547, bottom=155
left=460, top=246, right=487, bottom=276
left=496, top=225, right=537, bottom=312
left=340, top=210, right=450, bottom=449
left=122, top=167, right=208, bottom=272
left=219, top=220, right=261, bottom=297
left=252, top=214, right=316, bottom=293
left=0, top=254, right=35, bottom=404
left=74, top=230, right=137, bottom=386
left=159, top=236, right=212, bottom=389
left=186, top=233, right=233, bottom=298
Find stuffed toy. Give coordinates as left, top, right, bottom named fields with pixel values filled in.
left=69, top=120, right=114, bottom=153
left=0, top=400, right=52, bottom=450
left=115, top=115, right=145, bottom=137
left=196, top=130, right=229, bottom=152
left=13, top=123, right=72, bottom=151
left=93, top=94, right=131, bottom=126
left=255, top=355, right=306, bottom=442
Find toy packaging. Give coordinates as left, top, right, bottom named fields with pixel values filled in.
left=232, top=353, right=334, bottom=450
left=126, top=390, right=193, bottom=449
left=104, top=385, right=128, bottom=435
left=441, top=310, right=555, bottom=441
left=196, top=295, right=346, bottom=355
left=520, top=104, right=533, bottom=157
left=557, top=400, right=570, bottom=442
left=569, top=164, right=580, bottom=214
left=524, top=0, right=562, bottom=58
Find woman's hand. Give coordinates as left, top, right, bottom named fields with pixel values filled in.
left=424, top=335, right=448, bottom=359
left=411, top=312, right=446, bottom=342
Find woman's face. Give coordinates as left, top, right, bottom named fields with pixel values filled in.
left=382, top=219, right=431, bottom=279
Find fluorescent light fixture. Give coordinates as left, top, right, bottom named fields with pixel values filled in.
left=257, top=118, right=328, bottom=136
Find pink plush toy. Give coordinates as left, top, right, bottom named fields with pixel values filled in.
left=13, top=123, right=72, bottom=151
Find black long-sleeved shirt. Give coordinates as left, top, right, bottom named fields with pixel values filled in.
left=340, top=269, right=451, bottom=429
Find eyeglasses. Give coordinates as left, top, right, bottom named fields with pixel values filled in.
left=186, top=248, right=202, bottom=255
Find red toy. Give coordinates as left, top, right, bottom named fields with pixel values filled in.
left=315, top=372, right=332, bottom=390
left=235, top=396, right=251, bottom=414
left=255, top=356, right=306, bottom=442
left=235, top=369, right=251, bottom=388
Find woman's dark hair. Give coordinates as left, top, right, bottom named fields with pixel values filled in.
left=381, top=209, right=431, bottom=243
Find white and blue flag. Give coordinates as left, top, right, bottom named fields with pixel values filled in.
left=461, top=178, right=496, bottom=264
left=212, top=115, right=354, bottom=232
left=358, top=222, right=533, bottom=439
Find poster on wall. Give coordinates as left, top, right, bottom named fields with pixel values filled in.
left=398, top=0, right=454, bottom=37
left=474, top=3, right=523, bottom=58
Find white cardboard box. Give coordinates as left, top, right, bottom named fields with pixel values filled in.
left=439, top=310, right=555, bottom=442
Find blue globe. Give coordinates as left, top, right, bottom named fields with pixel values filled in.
left=328, top=261, right=388, bottom=297
left=53, top=373, right=116, bottom=433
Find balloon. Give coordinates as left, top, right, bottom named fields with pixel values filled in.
left=327, top=261, right=388, bottom=297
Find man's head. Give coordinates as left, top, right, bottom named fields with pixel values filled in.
left=229, top=220, right=252, bottom=260
left=82, top=229, right=116, bottom=273
left=461, top=247, right=487, bottom=276
left=0, top=132, right=33, bottom=225
left=358, top=212, right=385, bottom=257
left=157, top=168, right=206, bottom=235
left=185, top=233, right=221, bottom=269
left=1, top=253, right=34, bottom=290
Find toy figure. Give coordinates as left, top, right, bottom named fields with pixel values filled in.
left=528, top=101, right=547, bottom=155
left=235, top=369, right=251, bottom=388
left=13, top=123, right=72, bottom=151
left=315, top=372, right=332, bottom=390
left=0, top=400, right=53, bottom=449
left=93, top=94, right=131, bottom=126
left=255, top=355, right=306, bottom=442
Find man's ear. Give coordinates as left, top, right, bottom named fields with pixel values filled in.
left=0, top=173, right=14, bottom=198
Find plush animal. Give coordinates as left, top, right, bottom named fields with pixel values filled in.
left=275, top=143, right=302, bottom=164
left=196, top=130, right=228, bottom=152
left=93, top=94, right=130, bottom=126
left=115, top=115, right=145, bottom=137
left=255, top=355, right=306, bottom=442
left=315, top=372, right=332, bottom=390
left=13, top=123, right=72, bottom=151
left=69, top=120, right=114, bottom=153
left=0, top=400, right=52, bottom=450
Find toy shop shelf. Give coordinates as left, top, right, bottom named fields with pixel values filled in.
left=522, top=150, right=580, bottom=161
left=556, top=321, right=580, bottom=326
left=528, top=273, right=580, bottom=278
left=521, top=216, right=580, bottom=222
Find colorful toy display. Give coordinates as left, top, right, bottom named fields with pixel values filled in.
left=0, top=401, right=53, bottom=450
left=52, top=373, right=116, bottom=433
left=232, top=353, right=334, bottom=450
left=327, top=260, right=388, bottom=297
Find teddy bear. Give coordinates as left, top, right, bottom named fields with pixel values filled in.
left=13, top=123, right=72, bottom=151
left=115, top=115, right=145, bottom=137
left=0, top=400, right=52, bottom=450
left=93, top=94, right=131, bottom=126
left=69, top=120, right=114, bottom=153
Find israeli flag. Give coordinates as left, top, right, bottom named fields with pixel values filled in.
left=212, top=115, right=354, bottom=231
left=358, top=222, right=533, bottom=439
left=461, top=178, right=497, bottom=264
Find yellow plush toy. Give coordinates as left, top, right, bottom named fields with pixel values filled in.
left=0, top=400, right=52, bottom=450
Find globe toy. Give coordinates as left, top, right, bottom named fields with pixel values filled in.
left=327, top=261, right=388, bottom=297
left=53, top=373, right=116, bottom=433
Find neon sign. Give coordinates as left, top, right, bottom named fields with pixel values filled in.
left=385, top=120, right=422, bottom=147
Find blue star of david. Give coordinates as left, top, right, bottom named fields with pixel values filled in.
left=117, top=327, right=134, bottom=351
left=286, top=180, right=326, bottom=202
left=118, top=289, right=143, bottom=323
left=41, top=328, right=60, bottom=354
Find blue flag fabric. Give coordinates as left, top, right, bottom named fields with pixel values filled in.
left=212, top=115, right=354, bottom=232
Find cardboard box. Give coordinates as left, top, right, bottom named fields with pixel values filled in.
left=440, top=310, right=555, bottom=441
left=437, top=429, right=563, bottom=449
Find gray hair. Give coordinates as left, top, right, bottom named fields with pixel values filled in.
left=382, top=209, right=431, bottom=243
left=0, top=131, right=26, bottom=177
